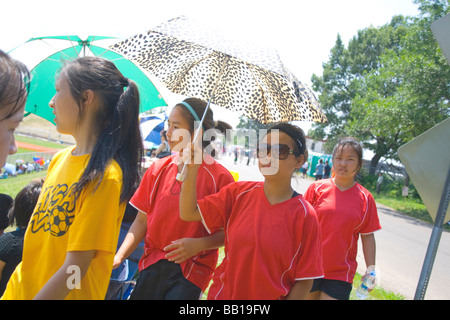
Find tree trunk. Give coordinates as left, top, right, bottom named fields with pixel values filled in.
left=369, top=153, right=383, bottom=175
left=404, top=171, right=410, bottom=186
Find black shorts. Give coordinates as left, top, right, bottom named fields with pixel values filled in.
left=129, top=259, right=202, bottom=300
left=310, top=278, right=352, bottom=300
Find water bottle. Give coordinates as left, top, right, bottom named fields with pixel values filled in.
left=355, top=270, right=376, bottom=300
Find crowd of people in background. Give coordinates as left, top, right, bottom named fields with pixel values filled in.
left=314, top=159, right=332, bottom=180
left=0, top=159, right=49, bottom=179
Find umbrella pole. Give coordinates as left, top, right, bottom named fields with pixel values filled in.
left=176, top=55, right=230, bottom=182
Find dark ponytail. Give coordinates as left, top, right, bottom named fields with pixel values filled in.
left=176, top=97, right=232, bottom=157
left=63, top=57, right=143, bottom=203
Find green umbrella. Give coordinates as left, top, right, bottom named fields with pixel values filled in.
left=14, top=35, right=167, bottom=124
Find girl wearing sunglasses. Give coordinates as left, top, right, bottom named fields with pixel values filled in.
left=180, top=123, right=323, bottom=300
left=304, top=137, right=381, bottom=300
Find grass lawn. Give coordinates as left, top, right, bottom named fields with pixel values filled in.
left=1, top=170, right=47, bottom=233
left=368, top=188, right=449, bottom=231
left=0, top=170, right=47, bottom=199
left=351, top=273, right=404, bottom=300
left=373, top=194, right=430, bottom=221
left=15, top=135, right=68, bottom=150
left=2, top=135, right=66, bottom=196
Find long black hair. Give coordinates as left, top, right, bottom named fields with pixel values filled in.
left=0, top=49, right=30, bottom=120
left=62, top=56, right=143, bottom=203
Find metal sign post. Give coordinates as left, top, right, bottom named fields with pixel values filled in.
left=398, top=117, right=450, bottom=300
left=414, top=167, right=450, bottom=299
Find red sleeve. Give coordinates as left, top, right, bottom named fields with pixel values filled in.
left=295, top=200, right=324, bottom=280
left=197, top=182, right=237, bottom=234
left=129, top=166, right=155, bottom=214
left=216, top=168, right=235, bottom=190
left=359, top=193, right=382, bottom=235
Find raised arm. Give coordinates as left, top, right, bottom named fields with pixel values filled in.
left=179, top=138, right=204, bottom=222
left=179, top=163, right=202, bottom=222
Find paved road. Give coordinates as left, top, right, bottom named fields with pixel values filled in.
left=356, top=204, right=450, bottom=300
left=217, top=155, right=450, bottom=300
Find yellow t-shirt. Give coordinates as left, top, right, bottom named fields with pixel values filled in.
left=1, top=147, right=125, bottom=300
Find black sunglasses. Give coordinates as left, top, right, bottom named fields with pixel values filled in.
left=257, top=143, right=297, bottom=160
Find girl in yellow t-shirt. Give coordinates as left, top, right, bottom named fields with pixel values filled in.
left=1, top=57, right=143, bottom=300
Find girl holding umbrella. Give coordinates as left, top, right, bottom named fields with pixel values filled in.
left=113, top=97, right=234, bottom=299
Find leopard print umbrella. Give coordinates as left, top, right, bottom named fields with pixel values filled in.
left=111, top=16, right=327, bottom=124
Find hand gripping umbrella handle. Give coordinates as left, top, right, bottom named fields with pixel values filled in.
left=176, top=55, right=230, bottom=182
left=176, top=114, right=206, bottom=182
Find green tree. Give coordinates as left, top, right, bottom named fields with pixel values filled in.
left=311, top=17, right=408, bottom=139
left=311, top=0, right=449, bottom=174
left=349, top=1, right=449, bottom=170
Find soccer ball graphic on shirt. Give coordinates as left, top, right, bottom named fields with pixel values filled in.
left=48, top=206, right=74, bottom=237
left=29, top=183, right=77, bottom=237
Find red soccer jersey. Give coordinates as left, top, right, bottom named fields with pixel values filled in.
left=130, top=154, right=234, bottom=291
left=197, top=181, right=324, bottom=300
left=304, top=179, right=381, bottom=283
